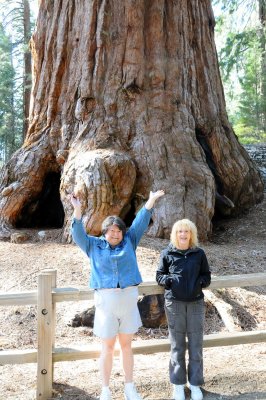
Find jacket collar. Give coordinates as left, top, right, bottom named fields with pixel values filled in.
left=167, top=243, right=199, bottom=255
left=97, top=236, right=126, bottom=250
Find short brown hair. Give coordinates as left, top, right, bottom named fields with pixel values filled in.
left=101, top=216, right=126, bottom=237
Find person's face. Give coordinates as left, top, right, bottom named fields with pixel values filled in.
left=105, top=225, right=123, bottom=246
left=176, top=227, right=191, bottom=250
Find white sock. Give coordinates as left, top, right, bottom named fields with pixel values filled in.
left=125, top=382, right=134, bottom=390
left=101, top=386, right=110, bottom=393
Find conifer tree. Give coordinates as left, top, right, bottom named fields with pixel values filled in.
left=0, top=23, right=18, bottom=164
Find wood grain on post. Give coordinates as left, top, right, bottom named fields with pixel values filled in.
left=36, top=273, right=53, bottom=400
left=42, top=269, right=57, bottom=381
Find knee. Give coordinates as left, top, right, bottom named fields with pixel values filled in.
left=119, top=337, right=133, bottom=354
left=102, top=342, right=115, bottom=356
left=120, top=341, right=132, bottom=354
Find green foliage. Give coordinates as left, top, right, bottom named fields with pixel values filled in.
left=233, top=123, right=266, bottom=144
left=213, top=0, right=256, bottom=14
left=0, top=0, right=36, bottom=164
left=218, top=30, right=257, bottom=79
left=0, top=23, right=22, bottom=164
left=213, top=0, right=266, bottom=144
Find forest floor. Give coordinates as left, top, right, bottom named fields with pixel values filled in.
left=0, top=198, right=266, bottom=400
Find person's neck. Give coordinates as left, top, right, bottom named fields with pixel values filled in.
left=177, top=246, right=189, bottom=251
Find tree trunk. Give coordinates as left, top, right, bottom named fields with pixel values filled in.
left=7, top=45, right=16, bottom=161
left=258, top=0, right=266, bottom=131
left=23, top=0, right=32, bottom=138
left=0, top=0, right=263, bottom=241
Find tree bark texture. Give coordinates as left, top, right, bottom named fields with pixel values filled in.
left=23, top=0, right=32, bottom=138
left=259, top=0, right=266, bottom=131
left=0, top=0, right=264, bottom=241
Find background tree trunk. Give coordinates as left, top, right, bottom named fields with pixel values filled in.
left=23, top=0, right=32, bottom=138
left=258, top=0, right=266, bottom=131
left=0, top=0, right=263, bottom=241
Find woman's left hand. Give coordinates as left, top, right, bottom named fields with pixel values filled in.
left=145, top=190, right=165, bottom=209
left=149, top=190, right=165, bottom=201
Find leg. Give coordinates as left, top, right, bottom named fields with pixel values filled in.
left=165, top=300, right=187, bottom=385
left=187, top=299, right=205, bottom=386
left=118, top=333, right=134, bottom=383
left=119, top=333, right=143, bottom=400
left=99, top=336, right=117, bottom=386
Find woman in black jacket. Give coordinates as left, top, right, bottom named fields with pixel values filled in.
left=156, top=219, right=211, bottom=400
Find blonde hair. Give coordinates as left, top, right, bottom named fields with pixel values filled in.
left=170, top=219, right=198, bottom=249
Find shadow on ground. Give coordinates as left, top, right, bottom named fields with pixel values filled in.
left=151, top=391, right=266, bottom=400
left=52, top=382, right=98, bottom=399
left=51, top=382, right=266, bottom=400
left=201, top=390, right=266, bottom=400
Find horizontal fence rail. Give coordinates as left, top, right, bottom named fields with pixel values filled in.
left=1, top=330, right=266, bottom=365
left=1, top=272, right=266, bottom=306
left=0, top=271, right=265, bottom=400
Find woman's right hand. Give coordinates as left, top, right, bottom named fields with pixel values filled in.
left=70, top=194, right=82, bottom=219
left=70, top=193, right=81, bottom=209
left=165, top=276, right=173, bottom=289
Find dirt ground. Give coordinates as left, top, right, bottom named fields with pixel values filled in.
left=0, top=198, right=265, bottom=400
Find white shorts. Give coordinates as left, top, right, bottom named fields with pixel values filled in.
left=93, top=286, right=142, bottom=339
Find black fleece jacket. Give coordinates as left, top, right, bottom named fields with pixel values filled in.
left=156, top=244, right=211, bottom=301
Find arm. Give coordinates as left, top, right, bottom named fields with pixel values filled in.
left=70, top=194, right=94, bottom=254
left=128, top=190, right=165, bottom=247
left=199, top=251, right=211, bottom=288
left=71, top=218, right=91, bottom=254
left=156, top=250, right=172, bottom=289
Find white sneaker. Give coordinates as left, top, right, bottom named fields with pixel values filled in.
left=190, top=384, right=203, bottom=400
left=173, top=384, right=185, bottom=400
left=99, top=387, right=112, bottom=400
left=124, top=383, right=143, bottom=400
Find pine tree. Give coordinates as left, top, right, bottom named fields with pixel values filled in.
left=0, top=0, right=36, bottom=161
left=214, top=0, right=266, bottom=142
left=0, top=23, right=18, bottom=164
left=237, top=39, right=266, bottom=142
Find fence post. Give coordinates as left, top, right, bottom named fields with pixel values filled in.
left=42, top=269, right=57, bottom=380
left=36, top=272, right=54, bottom=399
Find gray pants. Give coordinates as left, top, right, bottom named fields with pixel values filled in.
left=165, top=298, right=205, bottom=386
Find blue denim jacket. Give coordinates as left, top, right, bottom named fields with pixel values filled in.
left=71, top=206, right=152, bottom=289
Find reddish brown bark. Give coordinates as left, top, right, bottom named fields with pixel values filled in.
left=0, top=0, right=263, bottom=241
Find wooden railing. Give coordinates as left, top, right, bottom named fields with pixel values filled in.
left=0, top=270, right=266, bottom=399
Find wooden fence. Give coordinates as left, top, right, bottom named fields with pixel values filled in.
left=0, top=270, right=266, bottom=399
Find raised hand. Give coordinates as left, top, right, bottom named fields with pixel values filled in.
left=149, top=190, right=165, bottom=201
left=70, top=193, right=82, bottom=219
left=70, top=193, right=81, bottom=209
left=145, top=189, right=165, bottom=210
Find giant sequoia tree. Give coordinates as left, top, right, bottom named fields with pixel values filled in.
left=0, top=0, right=263, bottom=241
